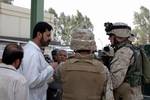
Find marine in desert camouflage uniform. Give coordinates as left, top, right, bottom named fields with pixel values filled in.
left=55, top=28, right=114, bottom=100
left=104, top=22, right=143, bottom=100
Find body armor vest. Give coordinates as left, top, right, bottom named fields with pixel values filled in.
left=60, top=57, right=106, bottom=100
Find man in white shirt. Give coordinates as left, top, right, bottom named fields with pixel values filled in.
left=18, top=21, right=55, bottom=100
left=0, top=43, right=29, bottom=100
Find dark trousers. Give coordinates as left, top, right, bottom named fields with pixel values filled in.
left=47, top=82, right=62, bottom=100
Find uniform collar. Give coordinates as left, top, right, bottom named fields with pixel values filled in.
left=75, top=53, right=95, bottom=59
left=115, top=41, right=131, bottom=51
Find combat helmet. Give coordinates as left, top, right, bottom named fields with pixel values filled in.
left=70, top=28, right=97, bottom=51
left=104, top=22, right=131, bottom=37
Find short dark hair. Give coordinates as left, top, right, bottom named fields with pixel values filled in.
left=32, top=21, right=53, bottom=39
left=2, top=43, right=23, bottom=65
left=52, top=49, right=59, bottom=56
left=51, top=49, right=59, bottom=62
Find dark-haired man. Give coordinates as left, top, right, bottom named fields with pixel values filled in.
left=51, top=49, right=59, bottom=62
left=47, top=49, right=67, bottom=100
left=0, top=43, right=29, bottom=100
left=18, top=21, right=56, bottom=100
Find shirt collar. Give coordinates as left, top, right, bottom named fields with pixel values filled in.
left=0, top=63, right=16, bottom=71
left=29, top=41, right=41, bottom=52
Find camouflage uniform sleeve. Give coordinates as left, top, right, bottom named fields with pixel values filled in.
left=102, top=66, right=114, bottom=100
left=110, top=47, right=133, bottom=89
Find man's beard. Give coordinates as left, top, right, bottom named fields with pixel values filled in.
left=40, top=36, right=50, bottom=47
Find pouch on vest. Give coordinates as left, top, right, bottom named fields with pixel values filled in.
left=140, top=48, right=150, bottom=84
left=125, top=44, right=150, bottom=85
left=124, top=45, right=142, bottom=87
left=129, top=45, right=150, bottom=84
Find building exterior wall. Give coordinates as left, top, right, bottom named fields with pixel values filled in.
left=0, top=2, right=54, bottom=39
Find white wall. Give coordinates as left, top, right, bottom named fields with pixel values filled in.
left=0, top=2, right=54, bottom=38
